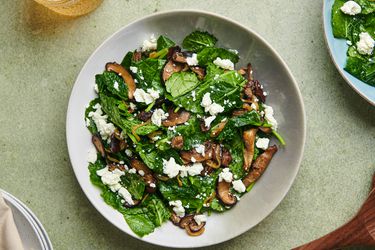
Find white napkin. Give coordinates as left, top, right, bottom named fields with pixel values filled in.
left=0, top=192, right=24, bottom=250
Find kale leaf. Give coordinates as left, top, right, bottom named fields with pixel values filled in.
left=182, top=31, right=217, bottom=52
left=197, top=47, right=239, bottom=66
left=121, top=172, right=146, bottom=200
left=84, top=98, right=100, bottom=134
left=157, top=35, right=175, bottom=50
left=165, top=71, right=200, bottom=98
left=96, top=72, right=129, bottom=100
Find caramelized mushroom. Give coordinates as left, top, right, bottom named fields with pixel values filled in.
left=143, top=174, right=157, bottom=193
left=105, top=62, right=136, bottom=99
left=243, top=128, right=258, bottom=171
left=259, top=126, right=272, bottom=134
left=162, top=109, right=190, bottom=127
left=137, top=110, right=152, bottom=122
left=188, top=220, right=205, bottom=232
left=186, top=225, right=205, bottom=236
left=162, top=60, right=184, bottom=82
left=205, top=144, right=221, bottom=169
left=171, top=136, right=184, bottom=149
left=237, top=67, right=247, bottom=76
left=124, top=199, right=140, bottom=208
left=249, top=80, right=266, bottom=103
left=180, top=150, right=207, bottom=163
left=179, top=215, right=194, bottom=229
left=210, top=120, right=227, bottom=137
left=170, top=212, right=181, bottom=226
left=166, top=46, right=181, bottom=61
left=243, top=145, right=278, bottom=187
left=132, top=51, right=142, bottom=62
left=217, top=181, right=237, bottom=206
left=130, top=159, right=152, bottom=175
left=109, top=134, right=126, bottom=153
left=190, top=66, right=205, bottom=80
left=221, top=148, right=232, bottom=167
left=172, top=52, right=187, bottom=63
left=92, top=134, right=105, bottom=157
left=245, top=63, right=254, bottom=81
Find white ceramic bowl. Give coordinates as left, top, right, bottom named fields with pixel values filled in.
left=66, top=10, right=306, bottom=248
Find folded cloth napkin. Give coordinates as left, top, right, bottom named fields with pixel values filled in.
left=0, top=192, right=24, bottom=250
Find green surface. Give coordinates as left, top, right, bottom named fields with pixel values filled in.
left=0, top=0, right=374, bottom=249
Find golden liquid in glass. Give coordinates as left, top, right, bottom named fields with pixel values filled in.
left=34, top=0, right=103, bottom=16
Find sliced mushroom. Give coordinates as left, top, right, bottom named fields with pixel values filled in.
left=92, top=134, right=105, bottom=157
left=166, top=46, right=181, bottom=61
left=216, top=181, right=237, bottom=206
left=179, top=215, right=194, bottom=229
left=137, top=110, right=152, bottom=122
left=170, top=212, right=181, bottom=226
left=210, top=120, right=227, bottom=137
left=162, top=60, right=184, bottom=82
left=186, top=225, right=205, bottom=236
left=243, top=128, right=258, bottom=171
left=237, top=67, right=247, bottom=76
left=221, top=148, right=232, bottom=167
left=162, top=109, right=190, bottom=127
left=124, top=199, right=140, bottom=208
left=232, top=109, right=248, bottom=117
left=172, top=52, right=187, bottom=63
left=245, top=63, right=254, bottom=81
left=205, top=144, right=221, bottom=169
left=200, top=165, right=214, bottom=176
left=190, top=66, right=205, bottom=80
left=188, top=220, right=205, bottom=232
left=243, top=145, right=278, bottom=187
left=249, top=80, right=266, bottom=103
left=130, top=159, right=152, bottom=175
left=259, top=126, right=272, bottom=134
left=180, top=150, right=207, bottom=163
left=105, top=62, right=136, bottom=99
left=109, top=134, right=126, bottom=153
left=171, top=136, right=184, bottom=149
left=143, top=174, right=157, bottom=193
left=200, top=119, right=211, bottom=132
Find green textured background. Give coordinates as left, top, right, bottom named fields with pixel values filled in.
left=0, top=0, right=374, bottom=249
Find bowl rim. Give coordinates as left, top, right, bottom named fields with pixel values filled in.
left=66, top=9, right=306, bottom=248
left=322, top=0, right=375, bottom=106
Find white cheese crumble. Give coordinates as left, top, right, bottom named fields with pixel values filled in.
left=138, top=170, right=145, bottom=176
left=94, top=84, right=99, bottom=93
left=219, top=168, right=233, bottom=182
left=187, top=163, right=204, bottom=176
left=262, top=104, right=278, bottom=130
left=356, top=32, right=375, bottom=55
left=134, top=88, right=160, bottom=104
left=340, top=1, right=361, bottom=15
left=186, top=53, right=199, bottom=66
left=201, top=93, right=224, bottom=116
left=191, top=91, right=196, bottom=101
left=85, top=118, right=91, bottom=127
left=256, top=138, right=270, bottom=150
left=118, top=187, right=134, bottom=205
left=150, top=183, right=156, bottom=188
left=128, top=168, right=137, bottom=174
left=194, top=214, right=207, bottom=226
left=191, top=157, right=196, bottom=163
left=204, top=116, right=216, bottom=128
left=142, top=34, right=157, bottom=52
left=232, top=179, right=246, bottom=193
left=97, top=167, right=125, bottom=192
left=129, top=66, right=138, bottom=74
left=113, top=81, right=119, bottom=91
left=213, top=57, right=234, bottom=70
left=169, top=200, right=185, bottom=217
left=129, top=102, right=136, bottom=110
left=87, top=148, right=97, bottom=164
left=125, top=149, right=132, bottom=157
left=88, top=103, right=116, bottom=141
left=163, top=157, right=182, bottom=178
left=194, top=144, right=205, bottom=156
left=151, top=108, right=169, bottom=126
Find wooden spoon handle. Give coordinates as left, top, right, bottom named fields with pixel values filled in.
left=292, top=215, right=374, bottom=250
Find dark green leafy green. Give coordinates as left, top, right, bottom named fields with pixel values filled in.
left=132, top=58, right=166, bottom=94
left=345, top=46, right=375, bottom=85
left=84, top=98, right=100, bottom=134
left=96, top=72, right=129, bottom=100
left=157, top=35, right=175, bottom=50
left=121, top=173, right=145, bottom=200
left=165, top=72, right=200, bottom=98
left=182, top=31, right=217, bottom=52
left=197, top=47, right=239, bottom=66
left=121, top=51, right=134, bottom=68
left=231, top=110, right=263, bottom=127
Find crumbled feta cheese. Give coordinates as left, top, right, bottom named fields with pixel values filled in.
left=213, top=57, right=234, bottom=70
left=232, top=179, right=246, bottom=193
left=98, top=166, right=124, bottom=187
left=119, top=161, right=124, bottom=164
left=138, top=170, right=145, bottom=176
left=142, top=34, right=157, bottom=52
left=263, top=91, right=268, bottom=96
left=356, top=32, right=374, bottom=55
left=88, top=104, right=116, bottom=141
left=251, top=103, right=257, bottom=110
left=219, top=168, right=233, bottom=182
left=113, top=81, right=119, bottom=91
left=87, top=147, right=97, bottom=163
left=169, top=200, right=185, bottom=217
left=194, top=144, right=205, bottom=156
left=340, top=1, right=361, bottom=15
left=118, top=187, right=134, bottom=205
left=191, top=91, right=196, bottom=101
left=187, top=163, right=204, bottom=176
left=85, top=118, right=91, bottom=127
left=263, top=104, right=278, bottom=130
left=168, top=126, right=176, bottom=132
left=129, top=66, right=138, bottom=74
left=256, top=137, right=270, bottom=150
left=191, top=157, right=196, bottom=163
left=186, top=53, right=199, bottom=66
left=134, top=88, right=160, bottom=104
left=163, top=157, right=182, bottom=178
left=125, top=149, right=132, bottom=157
left=128, top=168, right=137, bottom=174
left=94, top=84, right=99, bottom=93
left=194, top=214, right=207, bottom=226
left=201, top=93, right=224, bottom=115
left=129, top=102, right=136, bottom=111
left=150, top=183, right=156, bottom=188
left=347, top=40, right=352, bottom=46
left=204, top=115, right=216, bottom=128
left=151, top=108, right=169, bottom=126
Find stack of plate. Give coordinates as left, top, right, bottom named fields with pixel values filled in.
left=1, top=190, right=53, bottom=250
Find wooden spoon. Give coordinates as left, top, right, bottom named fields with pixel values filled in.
left=293, top=172, right=375, bottom=250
